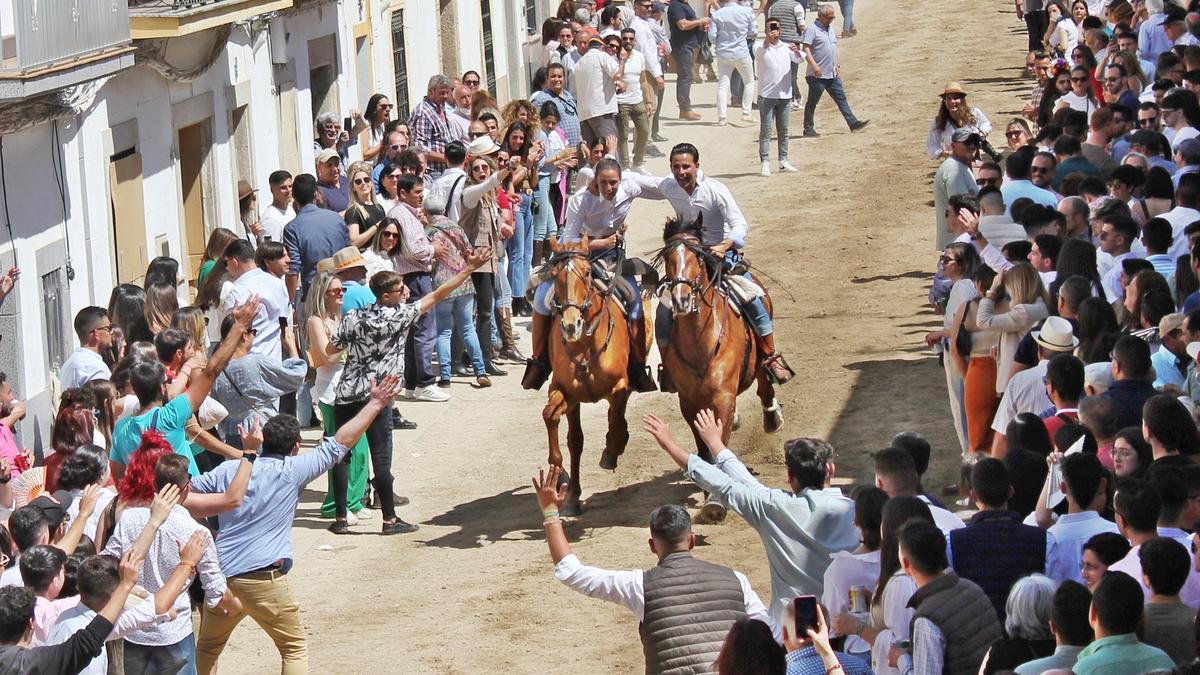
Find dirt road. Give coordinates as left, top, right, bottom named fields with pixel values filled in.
left=222, top=2, right=1026, bottom=672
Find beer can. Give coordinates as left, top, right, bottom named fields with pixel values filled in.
left=848, top=586, right=869, bottom=613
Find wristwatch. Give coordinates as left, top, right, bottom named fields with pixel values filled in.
left=242, top=452, right=257, bottom=463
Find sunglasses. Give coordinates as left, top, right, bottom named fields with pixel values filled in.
left=1139, top=117, right=1159, bottom=126
left=465, top=80, right=480, bottom=86
left=976, top=177, right=1000, bottom=186
left=939, top=255, right=959, bottom=264
left=389, top=144, right=404, bottom=150
left=379, top=104, right=393, bottom=110
left=1031, top=166, right=1051, bottom=173
left=1005, top=130, right=1024, bottom=138
left=1070, top=76, right=1089, bottom=82
left=327, top=287, right=345, bottom=296
left=381, top=231, right=400, bottom=238
left=469, top=131, right=488, bottom=138
left=766, top=23, right=781, bottom=30
left=352, top=177, right=372, bottom=185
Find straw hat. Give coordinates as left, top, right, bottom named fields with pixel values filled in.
left=1032, top=316, right=1079, bottom=352
left=330, top=246, right=366, bottom=272
left=941, top=82, right=968, bottom=98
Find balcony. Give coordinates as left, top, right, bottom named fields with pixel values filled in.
left=0, top=0, right=135, bottom=100
left=128, top=0, right=293, bottom=39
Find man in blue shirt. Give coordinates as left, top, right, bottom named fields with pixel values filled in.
left=282, top=174, right=352, bottom=303
left=192, top=374, right=403, bottom=675
left=800, top=4, right=869, bottom=137
left=1001, top=148, right=1059, bottom=215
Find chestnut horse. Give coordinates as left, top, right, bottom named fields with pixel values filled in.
left=541, top=236, right=640, bottom=515
left=656, top=217, right=784, bottom=520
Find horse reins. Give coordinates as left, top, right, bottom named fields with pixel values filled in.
left=655, top=235, right=729, bottom=379
left=547, top=250, right=618, bottom=371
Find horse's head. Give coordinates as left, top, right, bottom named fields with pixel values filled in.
left=546, top=236, right=594, bottom=342
left=656, top=215, right=708, bottom=317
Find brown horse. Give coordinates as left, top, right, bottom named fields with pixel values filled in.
left=656, top=217, right=784, bottom=520
left=541, top=236, right=635, bottom=515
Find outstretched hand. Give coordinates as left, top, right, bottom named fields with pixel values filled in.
left=642, top=414, right=674, bottom=449
left=231, top=296, right=262, bottom=328
left=369, top=374, right=405, bottom=404
left=532, top=466, right=568, bottom=511
left=691, top=409, right=725, bottom=452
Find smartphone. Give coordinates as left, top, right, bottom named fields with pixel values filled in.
left=343, top=116, right=353, bottom=132
left=793, top=595, right=818, bottom=636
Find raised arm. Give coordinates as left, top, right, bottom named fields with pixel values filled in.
left=418, top=246, right=493, bottom=314
left=187, top=296, right=261, bottom=412
left=153, top=530, right=209, bottom=615
left=186, top=422, right=259, bottom=518
left=533, top=465, right=574, bottom=563
left=57, top=485, right=101, bottom=554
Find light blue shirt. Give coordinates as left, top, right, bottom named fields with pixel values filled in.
left=801, top=20, right=838, bottom=78
left=684, top=450, right=858, bottom=625
left=1139, top=13, right=1171, bottom=63
left=708, top=3, right=755, bottom=60
left=1013, top=645, right=1085, bottom=674
left=1072, top=633, right=1174, bottom=674
left=1000, top=179, right=1059, bottom=216
left=189, top=437, right=349, bottom=577
left=340, top=279, right=376, bottom=315
left=1045, top=510, right=1119, bottom=584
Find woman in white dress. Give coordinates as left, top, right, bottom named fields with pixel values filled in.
left=359, top=94, right=392, bottom=163
left=825, top=487, right=888, bottom=661
left=1045, top=0, right=1080, bottom=58
left=360, top=219, right=401, bottom=279
left=830, top=496, right=935, bottom=675
left=928, top=82, right=994, bottom=160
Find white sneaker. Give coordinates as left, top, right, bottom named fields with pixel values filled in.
left=718, top=117, right=727, bottom=126
left=412, top=385, right=451, bottom=402
left=346, top=511, right=359, bottom=526
left=741, top=113, right=754, bottom=122
left=760, top=161, right=771, bottom=177
left=779, top=161, right=798, bottom=173
left=632, top=164, right=651, bottom=176
left=352, top=508, right=372, bottom=521
left=399, top=389, right=415, bottom=401
left=790, top=100, right=802, bottom=111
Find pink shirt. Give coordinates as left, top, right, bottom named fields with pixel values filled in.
left=0, top=424, right=22, bottom=478
left=31, top=595, right=80, bottom=647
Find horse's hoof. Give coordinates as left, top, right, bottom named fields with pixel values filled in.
left=599, top=452, right=618, bottom=471
left=700, top=499, right=727, bottom=523
left=561, top=501, right=582, bottom=517
left=763, top=409, right=784, bottom=434
left=731, top=411, right=742, bottom=431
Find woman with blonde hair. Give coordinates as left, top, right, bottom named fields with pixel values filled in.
left=142, top=281, right=178, bottom=339
left=928, top=83, right=993, bottom=160
left=344, top=160, right=386, bottom=248
left=1106, top=49, right=1146, bottom=90
left=951, top=266, right=1003, bottom=452
left=170, top=306, right=208, bottom=363
left=198, top=227, right=238, bottom=284
left=304, top=271, right=371, bottom=528
left=978, top=263, right=1050, bottom=393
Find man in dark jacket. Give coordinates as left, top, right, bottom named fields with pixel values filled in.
left=949, top=457, right=1056, bottom=622
left=1100, top=335, right=1160, bottom=429
left=891, top=521, right=1002, bottom=675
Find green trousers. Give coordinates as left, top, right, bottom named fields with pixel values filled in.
left=319, top=402, right=368, bottom=517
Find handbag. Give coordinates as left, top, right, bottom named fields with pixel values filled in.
left=953, top=300, right=975, bottom=361
left=697, top=35, right=714, bottom=65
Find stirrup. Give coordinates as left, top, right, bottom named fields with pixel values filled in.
left=657, top=364, right=678, bottom=393
left=763, top=352, right=795, bottom=384
left=521, top=359, right=551, bottom=391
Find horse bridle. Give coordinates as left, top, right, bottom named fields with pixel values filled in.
left=547, top=249, right=614, bottom=340
left=655, top=235, right=722, bottom=313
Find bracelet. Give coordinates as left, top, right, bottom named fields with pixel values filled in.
left=543, top=518, right=562, bottom=526
left=542, top=509, right=559, bottom=519
left=826, top=665, right=843, bottom=674
left=178, top=562, right=196, bottom=573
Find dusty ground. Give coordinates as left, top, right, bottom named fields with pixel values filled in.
left=221, top=2, right=1028, bottom=672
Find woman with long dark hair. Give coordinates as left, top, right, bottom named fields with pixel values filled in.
left=1075, top=296, right=1119, bottom=363
left=1052, top=246, right=1104, bottom=300
left=1111, top=426, right=1153, bottom=478
left=107, top=284, right=149, bottom=360
left=1005, top=412, right=1054, bottom=515
left=501, top=121, right=540, bottom=315
left=1038, top=61, right=1072, bottom=127
left=1055, top=65, right=1099, bottom=120
left=863, top=496, right=935, bottom=675
left=143, top=257, right=179, bottom=289
left=713, top=618, right=785, bottom=674
left=198, top=228, right=238, bottom=284
left=359, top=93, right=393, bottom=162
left=826, top=487, right=888, bottom=659
left=927, top=83, right=993, bottom=160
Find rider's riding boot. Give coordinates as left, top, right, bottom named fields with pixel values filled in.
left=759, top=333, right=795, bottom=384
left=532, top=240, right=546, bottom=268
left=522, top=312, right=553, bottom=390
left=627, top=318, right=658, bottom=393
left=497, top=308, right=527, bottom=363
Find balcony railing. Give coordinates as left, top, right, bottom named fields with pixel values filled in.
left=127, top=0, right=293, bottom=40
left=1, top=0, right=132, bottom=74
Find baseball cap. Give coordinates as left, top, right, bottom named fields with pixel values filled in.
left=29, top=491, right=73, bottom=531
left=1127, top=129, right=1159, bottom=148
left=316, top=148, right=341, bottom=164
left=951, top=127, right=982, bottom=144
left=1160, top=312, right=1186, bottom=336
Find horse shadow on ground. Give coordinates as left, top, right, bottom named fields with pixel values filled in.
left=419, top=470, right=700, bottom=550
left=825, top=356, right=962, bottom=491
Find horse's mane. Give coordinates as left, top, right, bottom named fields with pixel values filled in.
left=662, top=215, right=702, bottom=243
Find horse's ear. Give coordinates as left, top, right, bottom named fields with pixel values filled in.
left=548, top=236, right=560, bottom=254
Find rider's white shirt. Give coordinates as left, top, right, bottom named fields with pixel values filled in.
left=562, top=174, right=663, bottom=242
left=639, top=170, right=749, bottom=248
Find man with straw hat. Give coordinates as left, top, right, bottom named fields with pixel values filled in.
left=990, top=315, right=1079, bottom=456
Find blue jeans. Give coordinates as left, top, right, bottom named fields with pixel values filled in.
left=758, top=97, right=791, bottom=162
left=533, top=175, right=555, bottom=240
left=838, top=0, right=855, bottom=31
left=507, top=193, right=534, bottom=297
left=803, top=76, right=861, bottom=132
left=124, top=634, right=197, bottom=675
left=402, top=272, right=437, bottom=389
left=435, top=295, right=485, bottom=378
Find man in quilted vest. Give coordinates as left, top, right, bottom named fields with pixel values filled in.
left=532, top=465, right=774, bottom=674
left=890, top=520, right=1002, bottom=675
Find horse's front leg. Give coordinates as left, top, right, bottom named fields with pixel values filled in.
left=563, top=403, right=585, bottom=516
left=543, top=386, right=568, bottom=472
left=600, top=387, right=631, bottom=471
